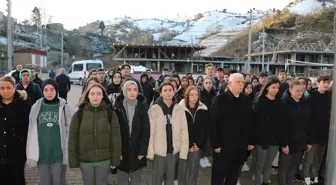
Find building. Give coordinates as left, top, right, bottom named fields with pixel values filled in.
left=111, top=43, right=208, bottom=72
left=248, top=40, right=334, bottom=76
left=14, top=48, right=47, bottom=68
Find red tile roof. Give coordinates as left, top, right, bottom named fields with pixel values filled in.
left=14, top=48, right=47, bottom=56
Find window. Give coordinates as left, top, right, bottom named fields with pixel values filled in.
left=73, top=64, right=83, bottom=71
left=86, top=63, right=102, bottom=70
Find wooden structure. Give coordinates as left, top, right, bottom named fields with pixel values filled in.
left=247, top=40, right=334, bottom=76
left=111, top=43, right=208, bottom=72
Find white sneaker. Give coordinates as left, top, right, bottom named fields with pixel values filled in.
left=174, top=180, right=178, bottom=185
left=204, top=157, right=212, bottom=167
left=199, top=158, right=206, bottom=168
left=304, top=177, right=312, bottom=185
left=313, top=177, right=318, bottom=184
left=241, top=162, right=250, bottom=171
left=236, top=179, right=241, bottom=185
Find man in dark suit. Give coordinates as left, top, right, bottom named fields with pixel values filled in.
left=210, top=73, right=254, bottom=185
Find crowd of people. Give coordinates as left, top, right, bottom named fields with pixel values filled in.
left=0, top=62, right=332, bottom=185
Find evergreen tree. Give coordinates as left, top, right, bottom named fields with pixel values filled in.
left=31, top=7, right=41, bottom=27
left=99, top=21, right=105, bottom=36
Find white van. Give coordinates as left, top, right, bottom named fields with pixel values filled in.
left=68, top=59, right=104, bottom=86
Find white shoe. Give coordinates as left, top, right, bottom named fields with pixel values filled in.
left=313, top=177, right=318, bottom=184
left=236, top=179, right=241, bottom=185
left=174, top=180, right=178, bottom=185
left=204, top=157, right=212, bottom=167
left=199, top=158, right=207, bottom=168
left=304, top=177, right=312, bottom=185
left=241, top=162, right=250, bottom=171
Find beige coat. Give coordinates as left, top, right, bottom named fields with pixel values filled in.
left=147, top=104, right=189, bottom=160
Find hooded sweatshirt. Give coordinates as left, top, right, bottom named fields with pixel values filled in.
left=26, top=97, right=73, bottom=167
left=107, top=72, right=122, bottom=106
left=155, top=97, right=175, bottom=153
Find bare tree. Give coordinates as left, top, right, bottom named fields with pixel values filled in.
left=22, top=19, right=31, bottom=26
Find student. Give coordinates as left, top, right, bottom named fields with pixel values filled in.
left=176, top=76, right=189, bottom=99
left=302, top=75, right=331, bottom=185
left=179, top=86, right=208, bottom=185
left=147, top=82, right=189, bottom=185
left=107, top=72, right=122, bottom=106
left=253, top=77, right=282, bottom=185
left=114, top=81, right=150, bottom=185
left=26, top=79, right=73, bottom=185
left=82, top=69, right=98, bottom=93
left=0, top=76, right=31, bottom=185
left=199, top=76, right=216, bottom=168
left=68, top=83, right=121, bottom=185
left=240, top=81, right=255, bottom=174
left=278, top=80, right=313, bottom=185
left=16, top=69, right=42, bottom=104
left=140, top=72, right=155, bottom=106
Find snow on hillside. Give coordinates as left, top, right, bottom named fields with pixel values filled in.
left=199, top=18, right=261, bottom=56
left=0, top=36, right=35, bottom=47
left=287, top=0, right=334, bottom=14
left=172, top=11, right=263, bottom=45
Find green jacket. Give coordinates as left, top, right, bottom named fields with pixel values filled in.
left=68, top=102, right=121, bottom=168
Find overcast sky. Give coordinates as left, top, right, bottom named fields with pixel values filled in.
left=0, top=0, right=291, bottom=29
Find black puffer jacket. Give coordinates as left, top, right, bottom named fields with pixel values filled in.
left=179, top=99, right=209, bottom=149
left=200, top=87, right=216, bottom=110
left=114, top=94, right=150, bottom=173
left=307, top=90, right=331, bottom=144
left=253, top=96, right=282, bottom=148
left=140, top=73, right=154, bottom=106
left=280, top=90, right=313, bottom=154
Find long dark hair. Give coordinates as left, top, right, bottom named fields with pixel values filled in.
left=244, top=82, right=255, bottom=99
left=256, top=76, right=280, bottom=100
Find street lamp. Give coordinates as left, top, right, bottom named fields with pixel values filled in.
left=247, top=8, right=255, bottom=73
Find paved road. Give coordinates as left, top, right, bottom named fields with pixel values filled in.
left=24, top=84, right=299, bottom=185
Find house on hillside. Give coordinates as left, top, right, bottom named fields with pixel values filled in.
left=14, top=48, right=47, bottom=68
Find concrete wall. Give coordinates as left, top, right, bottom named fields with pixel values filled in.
left=14, top=53, right=45, bottom=68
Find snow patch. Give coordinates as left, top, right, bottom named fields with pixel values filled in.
left=287, top=0, right=334, bottom=15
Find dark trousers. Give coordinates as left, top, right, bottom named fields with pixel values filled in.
left=278, top=152, right=303, bottom=185
left=0, top=163, right=26, bottom=185
left=211, top=146, right=246, bottom=185
left=59, top=90, right=68, bottom=101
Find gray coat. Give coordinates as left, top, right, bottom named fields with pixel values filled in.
left=26, top=97, right=74, bottom=167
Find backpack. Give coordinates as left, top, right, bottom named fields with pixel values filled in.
left=77, top=105, right=113, bottom=125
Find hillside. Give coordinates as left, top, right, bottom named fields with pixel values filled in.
left=78, top=10, right=264, bottom=46
left=213, top=1, right=335, bottom=57
left=0, top=0, right=333, bottom=62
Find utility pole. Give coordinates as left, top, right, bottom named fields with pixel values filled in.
left=247, top=8, right=255, bottom=73
left=44, top=9, right=47, bottom=50
left=61, top=27, right=64, bottom=68
left=6, top=0, right=13, bottom=71
left=39, top=7, right=43, bottom=50
left=325, top=7, right=336, bottom=185
left=261, top=27, right=266, bottom=71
